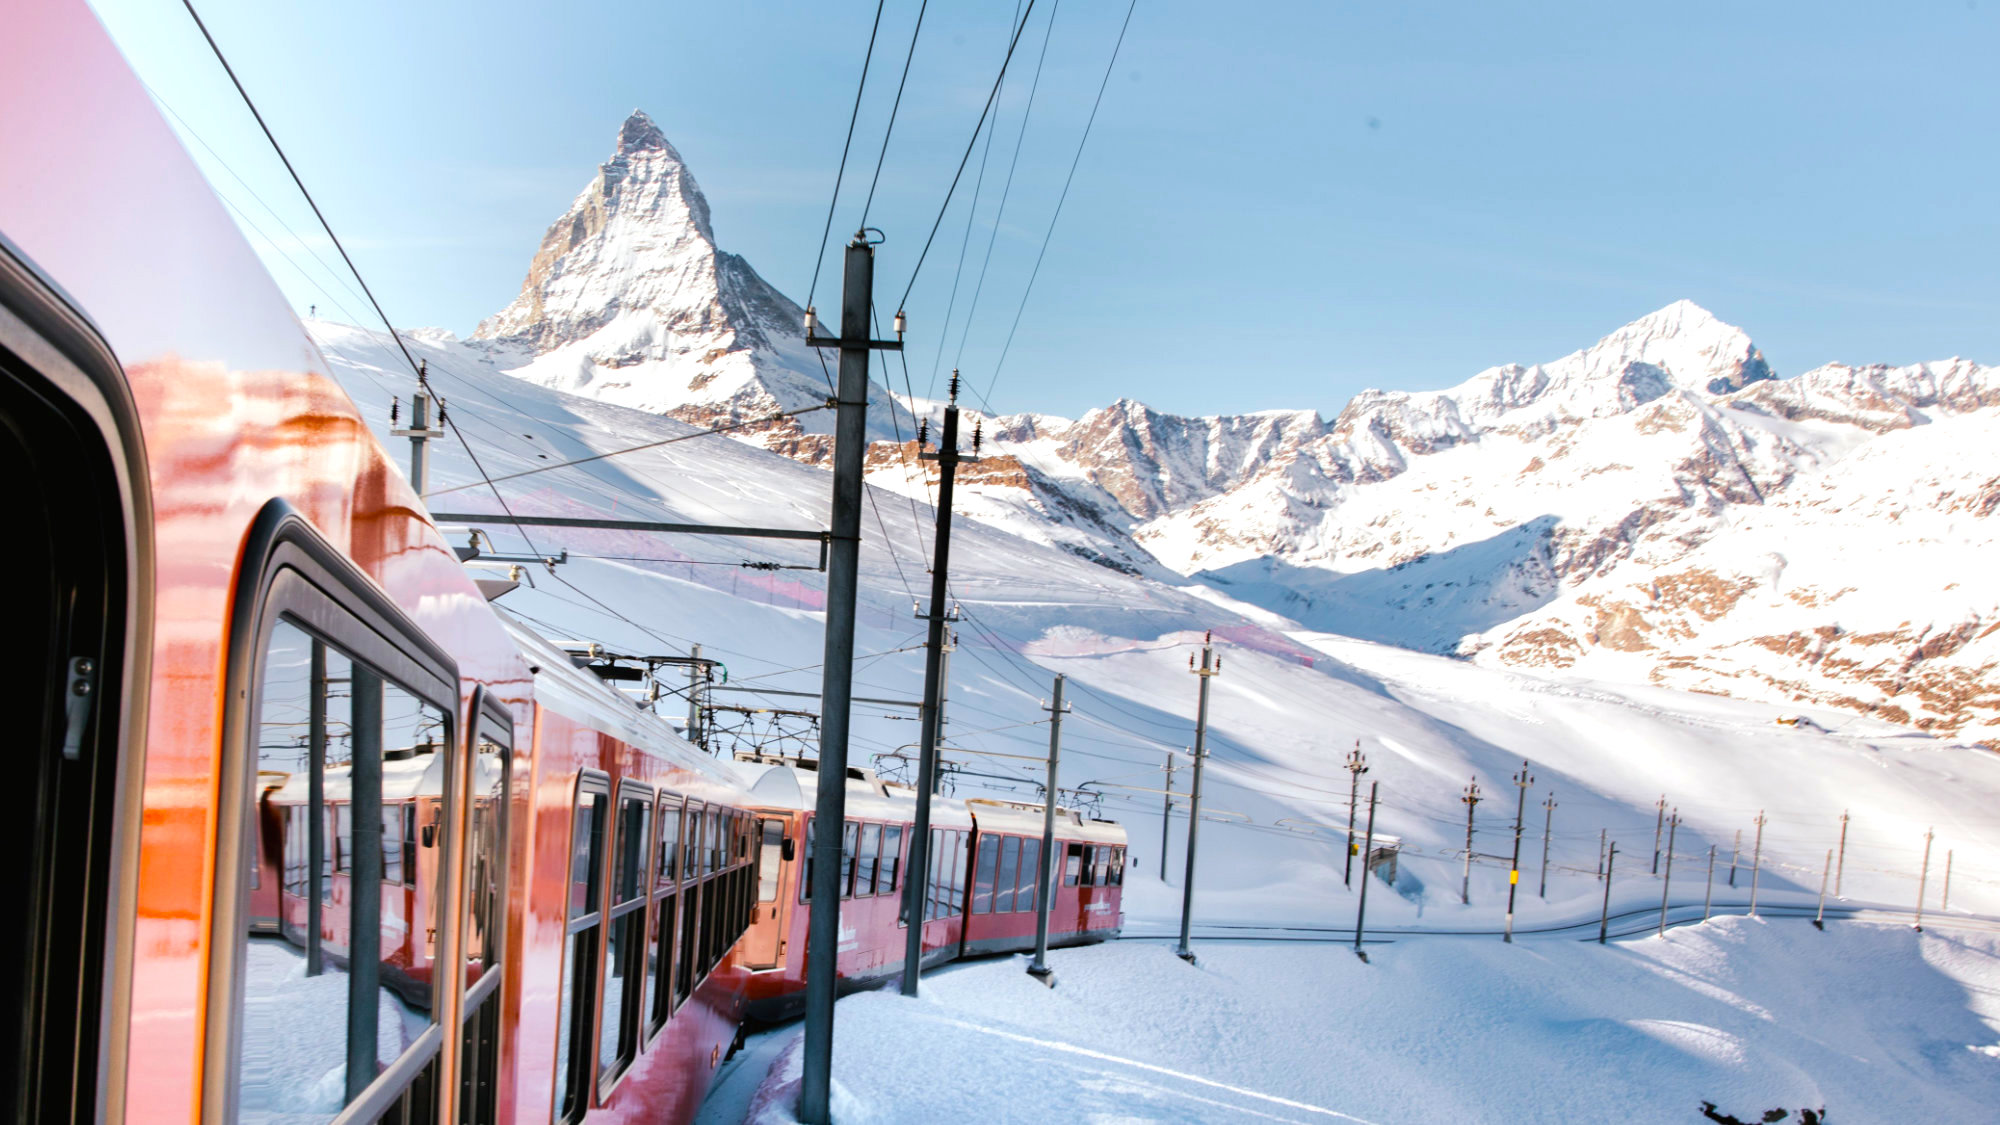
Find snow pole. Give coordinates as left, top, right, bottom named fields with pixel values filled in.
left=1748, top=811, right=1766, bottom=917
left=1943, top=849, right=1954, bottom=913
left=1652, top=794, right=1666, bottom=876
left=1176, top=636, right=1219, bottom=965
left=1353, top=780, right=1379, bottom=961
left=1598, top=843, right=1618, bottom=944
left=1702, top=844, right=1715, bottom=923
left=1914, top=828, right=1934, bottom=933
left=1834, top=810, right=1849, bottom=898
left=1656, top=811, right=1678, bottom=938
left=1813, top=848, right=1832, bottom=931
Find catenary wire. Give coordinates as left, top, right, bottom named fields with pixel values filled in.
left=859, top=0, right=931, bottom=229
left=807, top=0, right=889, bottom=322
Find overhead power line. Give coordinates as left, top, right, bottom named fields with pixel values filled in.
left=807, top=0, right=889, bottom=317
left=896, top=0, right=1041, bottom=313
left=178, top=0, right=426, bottom=383
left=985, top=0, right=1140, bottom=403
left=859, top=0, right=932, bottom=228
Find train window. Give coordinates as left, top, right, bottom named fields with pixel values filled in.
left=1065, top=842, right=1083, bottom=887
left=950, top=832, right=968, bottom=915
left=599, top=786, right=652, bottom=1091
left=1019, top=838, right=1042, bottom=912
left=995, top=837, right=1021, bottom=913
left=647, top=793, right=682, bottom=1037
left=757, top=820, right=784, bottom=903
left=706, top=808, right=723, bottom=876
left=1092, top=848, right=1112, bottom=887
left=682, top=800, right=704, bottom=878
left=839, top=821, right=858, bottom=899
left=972, top=837, right=999, bottom=914
left=458, top=710, right=511, bottom=1124
left=799, top=819, right=815, bottom=903
left=1109, top=847, right=1125, bottom=886
left=855, top=824, right=881, bottom=897
left=237, top=619, right=449, bottom=1124
left=922, top=829, right=942, bottom=920
left=554, top=774, right=609, bottom=1125
left=881, top=825, right=902, bottom=896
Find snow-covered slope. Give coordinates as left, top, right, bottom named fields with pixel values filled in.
left=309, top=318, right=2000, bottom=936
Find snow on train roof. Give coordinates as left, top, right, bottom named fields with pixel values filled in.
left=742, top=762, right=1124, bottom=843
left=498, top=609, right=747, bottom=786
left=964, top=798, right=1127, bottom=845
left=746, top=761, right=974, bottom=828
left=261, top=745, right=504, bottom=804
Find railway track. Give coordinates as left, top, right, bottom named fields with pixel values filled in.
left=1119, top=897, right=2000, bottom=946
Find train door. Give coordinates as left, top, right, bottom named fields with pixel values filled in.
left=455, top=692, right=511, bottom=1123
left=0, top=254, right=147, bottom=1123
left=739, top=818, right=789, bottom=970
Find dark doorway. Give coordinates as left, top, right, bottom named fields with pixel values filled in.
left=0, top=337, right=128, bottom=1122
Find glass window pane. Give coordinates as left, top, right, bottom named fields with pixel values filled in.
left=800, top=819, right=815, bottom=903
left=570, top=793, right=606, bottom=919
left=950, top=832, right=967, bottom=910
left=996, top=837, right=1021, bottom=913
left=613, top=793, right=651, bottom=906
left=465, top=733, right=508, bottom=979
left=599, top=911, right=630, bottom=1076
left=881, top=826, right=902, bottom=897
left=682, top=802, right=703, bottom=880
left=1065, top=843, right=1082, bottom=887
left=1019, top=838, right=1041, bottom=913
left=238, top=621, right=443, bottom=1124
left=655, top=797, right=680, bottom=891
left=839, top=822, right=858, bottom=899
left=757, top=821, right=784, bottom=903
left=856, top=824, right=881, bottom=898
left=973, top=837, right=998, bottom=915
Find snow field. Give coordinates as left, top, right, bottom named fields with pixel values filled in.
left=741, top=919, right=2000, bottom=1124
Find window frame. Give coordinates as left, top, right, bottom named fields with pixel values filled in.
left=644, top=790, right=683, bottom=1045
left=206, top=500, right=462, bottom=1125
left=597, top=780, right=654, bottom=1097
left=455, top=688, right=513, bottom=1123
left=554, top=770, right=611, bottom=1125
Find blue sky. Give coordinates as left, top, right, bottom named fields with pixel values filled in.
left=91, top=0, right=1999, bottom=419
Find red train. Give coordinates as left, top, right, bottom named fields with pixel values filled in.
left=4, top=3, right=1124, bottom=1123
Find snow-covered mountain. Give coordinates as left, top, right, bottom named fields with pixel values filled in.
left=468, top=110, right=909, bottom=448
left=930, top=306, right=2000, bottom=743
left=461, top=113, right=1998, bottom=744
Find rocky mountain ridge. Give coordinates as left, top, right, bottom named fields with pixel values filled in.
left=471, top=114, right=1999, bottom=743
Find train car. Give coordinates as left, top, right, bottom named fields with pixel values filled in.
left=734, top=760, right=1127, bottom=1023
left=1, top=4, right=769, bottom=1122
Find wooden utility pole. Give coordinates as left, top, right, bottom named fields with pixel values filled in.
left=900, top=374, right=973, bottom=998
left=1652, top=794, right=1667, bottom=876
left=1159, top=751, right=1181, bottom=882
left=1656, top=810, right=1678, bottom=937
left=1505, top=761, right=1534, bottom=943
left=1598, top=843, right=1618, bottom=944
left=1461, top=778, right=1482, bottom=905
left=1353, top=781, right=1379, bottom=962
left=1176, top=636, right=1220, bottom=965
left=1834, top=810, right=1849, bottom=898
left=1915, top=828, right=1934, bottom=933
left=799, top=233, right=896, bottom=1125
left=1027, top=675, right=1067, bottom=986
left=1748, top=811, right=1767, bottom=917
left=1343, top=743, right=1369, bottom=888
left=1538, top=792, right=1557, bottom=900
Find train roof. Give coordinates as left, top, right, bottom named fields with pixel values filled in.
left=742, top=760, right=1125, bottom=844
left=261, top=743, right=504, bottom=804
left=744, top=760, right=975, bottom=828
left=964, top=798, right=1128, bottom=845
left=499, top=610, right=749, bottom=790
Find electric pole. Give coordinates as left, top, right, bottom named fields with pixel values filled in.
left=391, top=363, right=445, bottom=495
left=1176, top=635, right=1220, bottom=965
left=1748, top=810, right=1767, bottom=917
left=1505, top=761, right=1534, bottom=943
left=1915, top=827, right=1934, bottom=933
left=799, top=232, right=896, bottom=1125
left=1027, top=675, right=1067, bottom=986
left=1943, top=849, right=1954, bottom=913
left=1834, top=810, right=1849, bottom=898
left=1539, top=792, right=1557, bottom=899
left=1343, top=742, right=1368, bottom=888
left=1160, top=751, right=1181, bottom=883
left=1652, top=794, right=1667, bottom=876
left=900, top=373, right=973, bottom=998
left=1460, top=778, right=1482, bottom=906
left=1353, top=780, right=1379, bottom=962
left=1598, top=843, right=1618, bottom=944
left=686, top=642, right=704, bottom=748
left=1729, top=829, right=1741, bottom=888
left=1656, top=809, right=1678, bottom=938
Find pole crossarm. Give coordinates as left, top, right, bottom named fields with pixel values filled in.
left=429, top=511, right=829, bottom=543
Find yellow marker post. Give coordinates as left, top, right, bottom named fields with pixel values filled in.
left=1510, top=870, right=1519, bottom=885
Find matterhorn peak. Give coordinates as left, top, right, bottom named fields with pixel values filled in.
left=617, top=109, right=670, bottom=154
